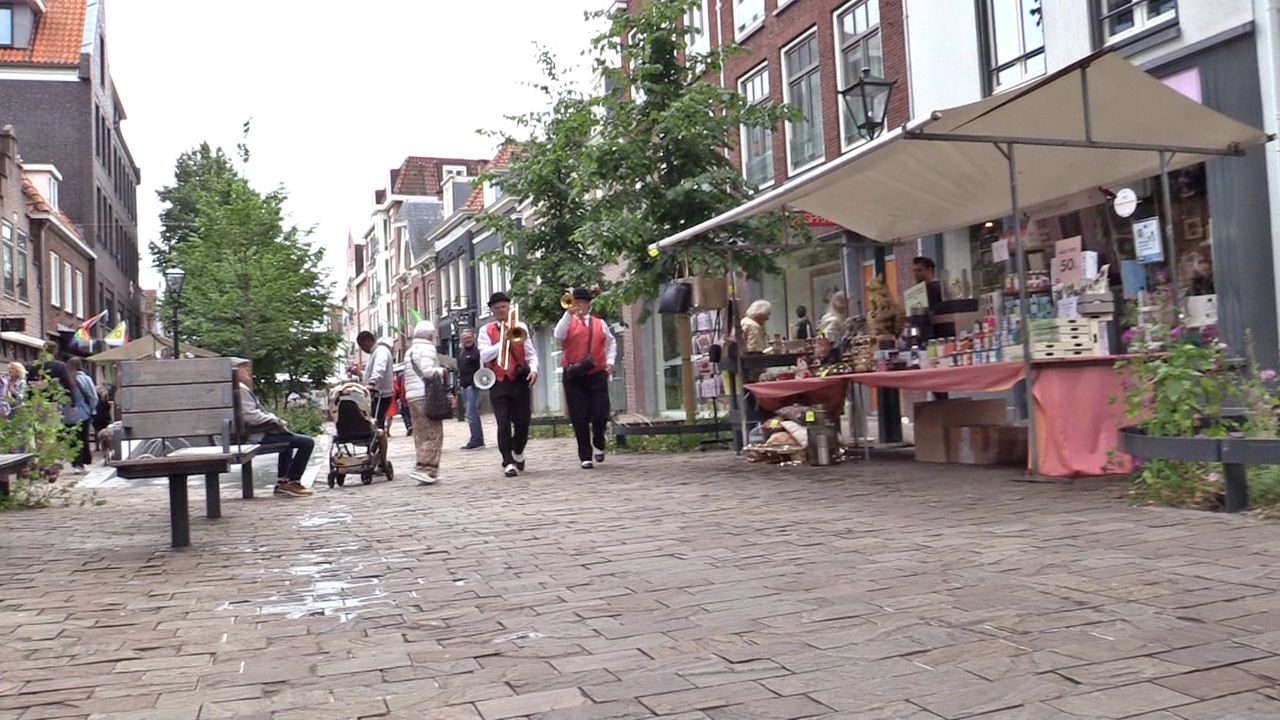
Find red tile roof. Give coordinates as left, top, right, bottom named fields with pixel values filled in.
left=460, top=143, right=520, bottom=212
left=463, top=186, right=485, bottom=211
left=392, top=156, right=488, bottom=197
left=22, top=175, right=85, bottom=241
left=0, top=1, right=87, bottom=67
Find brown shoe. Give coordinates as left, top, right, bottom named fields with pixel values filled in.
left=274, top=481, right=313, bottom=497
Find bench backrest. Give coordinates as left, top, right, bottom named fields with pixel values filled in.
left=116, top=358, right=236, bottom=457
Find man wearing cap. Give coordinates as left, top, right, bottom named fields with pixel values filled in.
left=555, top=288, right=617, bottom=469
left=477, top=292, right=539, bottom=478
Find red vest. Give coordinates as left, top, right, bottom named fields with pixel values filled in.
left=485, top=321, right=527, bottom=382
left=561, top=315, right=607, bottom=375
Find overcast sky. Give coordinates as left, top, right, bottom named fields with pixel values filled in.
left=106, top=0, right=604, bottom=297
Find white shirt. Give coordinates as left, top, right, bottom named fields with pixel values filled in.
left=478, top=321, right=541, bottom=374
left=554, top=311, right=617, bottom=367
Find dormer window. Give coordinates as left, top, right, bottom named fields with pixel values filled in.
left=0, top=7, right=14, bottom=48
left=442, top=165, right=467, bottom=180
left=47, top=177, right=58, bottom=209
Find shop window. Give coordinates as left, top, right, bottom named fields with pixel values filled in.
left=738, top=64, right=774, bottom=188
left=782, top=31, right=825, bottom=173
left=1099, top=0, right=1177, bottom=44
left=835, top=0, right=883, bottom=150
left=982, top=0, right=1045, bottom=94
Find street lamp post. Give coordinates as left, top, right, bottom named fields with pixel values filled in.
left=164, top=267, right=186, bottom=359
left=839, top=67, right=896, bottom=141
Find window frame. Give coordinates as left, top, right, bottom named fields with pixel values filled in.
left=16, top=229, right=27, bottom=303
left=781, top=29, right=826, bottom=176
left=49, top=252, right=60, bottom=310
left=0, top=5, right=12, bottom=48
left=74, top=269, right=84, bottom=319
left=734, top=0, right=765, bottom=42
left=833, top=0, right=884, bottom=152
left=737, top=61, right=775, bottom=190
left=686, top=0, right=711, bottom=57
left=1, top=220, right=13, bottom=299
left=978, top=0, right=1047, bottom=95
left=1096, top=0, right=1178, bottom=46
left=62, top=261, right=72, bottom=312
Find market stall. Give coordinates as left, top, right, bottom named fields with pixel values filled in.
left=651, top=49, right=1270, bottom=476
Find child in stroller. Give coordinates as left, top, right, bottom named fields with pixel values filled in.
left=327, top=382, right=394, bottom=487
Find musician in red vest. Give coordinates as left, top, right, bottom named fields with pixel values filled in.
left=477, top=292, right=540, bottom=478
left=554, top=288, right=617, bottom=469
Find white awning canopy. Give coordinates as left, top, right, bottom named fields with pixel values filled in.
left=652, top=51, right=1270, bottom=251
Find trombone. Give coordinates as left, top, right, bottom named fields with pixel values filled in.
left=497, top=303, right=527, bottom=371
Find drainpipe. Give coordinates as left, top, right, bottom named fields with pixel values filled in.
left=1256, top=0, right=1280, bottom=344
left=34, top=221, right=46, bottom=347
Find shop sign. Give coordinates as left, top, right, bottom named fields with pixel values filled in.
left=1113, top=188, right=1138, bottom=218
left=1054, top=236, right=1084, bottom=286
left=1133, top=217, right=1164, bottom=264
left=904, top=282, right=930, bottom=315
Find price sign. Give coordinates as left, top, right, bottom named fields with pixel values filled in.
left=1134, top=217, right=1164, bottom=264
left=1054, top=236, right=1083, bottom=286
left=904, top=281, right=930, bottom=315
left=1057, top=296, right=1079, bottom=320
left=991, top=239, right=1010, bottom=263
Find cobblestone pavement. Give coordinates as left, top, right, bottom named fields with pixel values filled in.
left=3, top=417, right=1280, bottom=719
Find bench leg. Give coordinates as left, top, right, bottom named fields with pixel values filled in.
left=168, top=474, right=190, bottom=548
left=1224, top=463, right=1248, bottom=513
left=241, top=460, right=254, bottom=499
left=205, top=473, right=221, bottom=519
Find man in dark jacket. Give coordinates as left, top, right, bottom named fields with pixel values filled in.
left=458, top=328, right=484, bottom=450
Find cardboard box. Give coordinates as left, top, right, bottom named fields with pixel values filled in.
left=946, top=425, right=1029, bottom=465
left=914, top=399, right=1009, bottom=463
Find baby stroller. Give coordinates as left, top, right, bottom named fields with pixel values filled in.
left=327, top=382, right=394, bottom=487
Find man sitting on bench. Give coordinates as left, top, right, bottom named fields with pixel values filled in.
left=235, top=361, right=314, bottom=498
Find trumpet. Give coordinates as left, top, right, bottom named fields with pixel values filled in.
left=560, top=291, right=574, bottom=311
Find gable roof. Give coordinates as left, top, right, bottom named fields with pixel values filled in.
left=0, top=0, right=87, bottom=67
left=23, top=175, right=85, bottom=242
left=391, top=156, right=488, bottom=197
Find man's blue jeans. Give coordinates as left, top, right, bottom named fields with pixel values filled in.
left=261, top=431, right=315, bottom=482
left=464, top=386, right=484, bottom=446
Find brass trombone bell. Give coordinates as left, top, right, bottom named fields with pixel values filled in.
left=560, top=292, right=574, bottom=311
left=508, top=325, right=529, bottom=343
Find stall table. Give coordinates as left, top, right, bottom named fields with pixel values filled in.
left=745, top=357, right=1134, bottom=478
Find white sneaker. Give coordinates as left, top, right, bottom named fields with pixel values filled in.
left=412, top=472, right=437, bottom=486
left=581, top=460, right=594, bottom=469
left=593, top=448, right=605, bottom=463
left=512, top=453, right=526, bottom=472
left=504, top=464, right=519, bottom=478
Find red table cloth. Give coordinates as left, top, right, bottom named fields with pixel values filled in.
left=744, top=358, right=1134, bottom=478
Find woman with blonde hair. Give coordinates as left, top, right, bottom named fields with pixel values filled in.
left=403, top=320, right=447, bottom=485
left=740, top=299, right=772, bottom=353
left=5, top=362, right=26, bottom=408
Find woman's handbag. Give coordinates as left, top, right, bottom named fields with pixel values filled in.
left=411, top=355, right=454, bottom=420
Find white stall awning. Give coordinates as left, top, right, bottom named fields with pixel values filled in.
left=652, top=50, right=1269, bottom=250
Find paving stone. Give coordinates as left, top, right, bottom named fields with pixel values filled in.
left=703, top=696, right=831, bottom=720
left=475, top=688, right=589, bottom=720
left=911, top=675, right=1068, bottom=718
left=636, top=681, right=774, bottom=715
left=1053, top=656, right=1192, bottom=687
left=1153, top=665, right=1273, bottom=700
left=528, top=699, right=654, bottom=720
left=1044, top=682, right=1196, bottom=718
left=1169, top=692, right=1280, bottom=720
left=1154, top=642, right=1270, bottom=670
left=583, top=674, right=695, bottom=703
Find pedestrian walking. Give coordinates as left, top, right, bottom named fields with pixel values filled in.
left=404, top=321, right=447, bottom=485
left=555, top=288, right=617, bottom=469
left=66, top=357, right=96, bottom=472
left=458, top=328, right=485, bottom=449
left=478, top=292, right=539, bottom=478
left=393, top=370, right=413, bottom=436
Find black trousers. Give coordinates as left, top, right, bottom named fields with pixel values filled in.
left=564, top=372, right=610, bottom=462
left=490, top=379, right=531, bottom=466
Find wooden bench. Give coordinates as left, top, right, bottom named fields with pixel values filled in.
left=112, top=358, right=242, bottom=547
left=529, top=415, right=572, bottom=438
left=0, top=453, right=34, bottom=499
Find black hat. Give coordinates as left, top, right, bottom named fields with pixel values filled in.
left=488, top=292, right=511, bottom=307
left=572, top=287, right=593, bottom=301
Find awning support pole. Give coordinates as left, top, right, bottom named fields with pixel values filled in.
left=1008, top=143, right=1040, bottom=476
left=728, top=249, right=749, bottom=453
left=1159, top=151, right=1182, bottom=320
left=1081, top=67, right=1093, bottom=143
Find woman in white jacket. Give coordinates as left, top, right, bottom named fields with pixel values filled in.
left=404, top=320, right=447, bottom=484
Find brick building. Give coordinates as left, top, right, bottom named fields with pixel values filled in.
left=0, top=126, right=42, bottom=364
left=618, top=0, right=912, bottom=418
left=23, top=164, right=94, bottom=350
left=0, top=0, right=142, bottom=353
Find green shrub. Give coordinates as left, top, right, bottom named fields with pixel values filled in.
left=278, top=405, right=326, bottom=437
left=0, top=355, right=97, bottom=510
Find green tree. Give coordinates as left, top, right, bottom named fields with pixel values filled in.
left=155, top=140, right=339, bottom=399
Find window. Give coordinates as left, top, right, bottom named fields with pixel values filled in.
left=48, top=178, right=59, bottom=210
left=1099, top=0, right=1176, bottom=42
left=442, top=165, right=467, bottom=180
left=16, top=230, right=27, bottom=303
left=1, top=221, right=12, bottom=298
left=782, top=31, right=825, bottom=173
left=0, top=7, right=11, bottom=47
left=734, top=0, right=765, bottom=40
left=835, top=1, right=884, bottom=149
left=739, top=64, right=774, bottom=188
left=984, top=0, right=1045, bottom=92
left=50, top=252, right=60, bottom=309
left=686, top=1, right=710, bottom=56
left=74, top=270, right=84, bottom=319
left=63, top=261, right=72, bottom=312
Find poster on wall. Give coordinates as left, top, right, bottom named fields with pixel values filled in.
left=1133, top=217, right=1164, bottom=264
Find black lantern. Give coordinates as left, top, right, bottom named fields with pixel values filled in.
left=163, top=267, right=185, bottom=359
left=839, top=67, right=896, bottom=141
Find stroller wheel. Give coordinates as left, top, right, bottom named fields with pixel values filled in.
left=384, top=461, right=394, bottom=482
left=360, top=471, right=374, bottom=485
left=336, top=474, right=346, bottom=487
left=327, top=471, right=337, bottom=489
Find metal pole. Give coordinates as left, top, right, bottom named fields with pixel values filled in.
left=1159, top=151, right=1181, bottom=320
left=728, top=250, right=749, bottom=453
left=171, top=295, right=179, bottom=359
left=1008, top=144, right=1040, bottom=476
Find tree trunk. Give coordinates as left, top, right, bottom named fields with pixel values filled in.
left=678, top=313, right=696, bottom=420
